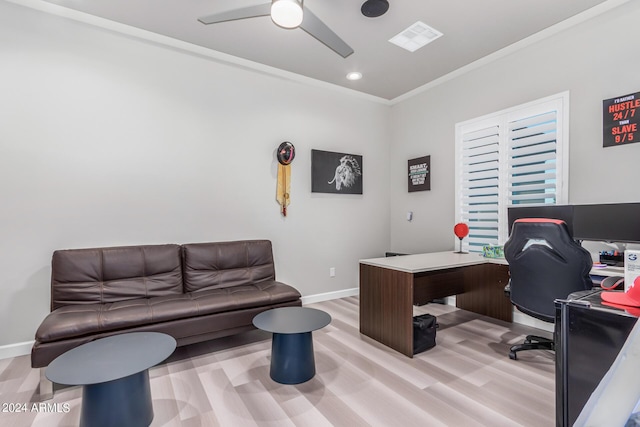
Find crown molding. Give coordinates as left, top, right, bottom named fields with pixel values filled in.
left=5, top=0, right=632, bottom=107
left=389, top=0, right=630, bottom=105
left=5, top=0, right=391, bottom=106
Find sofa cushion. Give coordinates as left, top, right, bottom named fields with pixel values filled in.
left=182, top=240, right=276, bottom=292
left=36, top=281, right=301, bottom=343
left=51, top=244, right=183, bottom=310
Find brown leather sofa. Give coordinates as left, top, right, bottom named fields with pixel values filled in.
left=32, top=239, right=301, bottom=398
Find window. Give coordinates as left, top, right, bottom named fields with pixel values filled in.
left=455, top=92, right=569, bottom=252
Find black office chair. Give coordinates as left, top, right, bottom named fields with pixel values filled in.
left=504, top=218, right=593, bottom=360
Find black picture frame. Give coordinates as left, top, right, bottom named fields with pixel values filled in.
left=603, top=91, right=639, bottom=148
left=408, top=155, right=430, bottom=192
left=311, top=149, right=363, bottom=194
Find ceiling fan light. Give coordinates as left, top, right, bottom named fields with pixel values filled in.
left=271, top=0, right=303, bottom=29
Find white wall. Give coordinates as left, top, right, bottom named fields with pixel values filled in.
left=389, top=1, right=640, bottom=254
left=3, top=0, right=638, bottom=352
left=0, top=1, right=391, bottom=348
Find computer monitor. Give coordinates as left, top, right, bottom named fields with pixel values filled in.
left=507, top=205, right=575, bottom=237
left=572, top=203, right=640, bottom=243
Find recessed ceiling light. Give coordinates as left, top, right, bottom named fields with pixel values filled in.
left=346, top=72, right=362, bottom=81
left=389, top=21, right=443, bottom=52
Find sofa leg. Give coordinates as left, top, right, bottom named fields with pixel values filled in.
left=39, top=369, right=53, bottom=401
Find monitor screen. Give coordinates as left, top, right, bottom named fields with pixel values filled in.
left=507, top=205, right=575, bottom=237
left=572, top=203, right=640, bottom=243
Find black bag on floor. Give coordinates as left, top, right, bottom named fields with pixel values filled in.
left=413, top=313, right=438, bottom=354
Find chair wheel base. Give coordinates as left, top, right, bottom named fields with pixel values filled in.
left=509, top=334, right=554, bottom=360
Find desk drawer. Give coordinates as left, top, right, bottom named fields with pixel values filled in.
left=413, top=268, right=465, bottom=305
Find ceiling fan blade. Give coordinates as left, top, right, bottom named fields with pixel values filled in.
left=198, top=3, right=271, bottom=25
left=299, top=8, right=354, bottom=58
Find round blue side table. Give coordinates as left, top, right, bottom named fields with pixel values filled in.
left=46, top=332, right=176, bottom=427
left=253, top=307, right=331, bottom=384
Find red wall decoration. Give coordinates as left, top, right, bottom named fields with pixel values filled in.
left=603, top=91, right=639, bottom=147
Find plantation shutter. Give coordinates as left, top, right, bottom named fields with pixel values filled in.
left=507, top=111, right=559, bottom=206
left=455, top=92, right=568, bottom=253
left=459, top=124, right=501, bottom=252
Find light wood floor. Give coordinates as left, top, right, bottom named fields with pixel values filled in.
left=0, top=297, right=555, bottom=426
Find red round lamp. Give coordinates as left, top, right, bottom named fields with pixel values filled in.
left=454, top=223, right=469, bottom=254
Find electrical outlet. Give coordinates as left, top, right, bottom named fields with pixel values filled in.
left=329, top=267, right=336, bottom=277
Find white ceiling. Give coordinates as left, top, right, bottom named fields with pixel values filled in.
left=40, top=0, right=610, bottom=100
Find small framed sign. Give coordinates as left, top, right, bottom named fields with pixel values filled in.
left=408, top=155, right=430, bottom=192
left=603, top=91, right=639, bottom=147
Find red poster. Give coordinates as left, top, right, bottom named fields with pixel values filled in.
left=603, top=91, right=639, bottom=147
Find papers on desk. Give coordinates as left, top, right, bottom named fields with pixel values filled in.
left=482, top=245, right=504, bottom=258
left=626, top=250, right=640, bottom=292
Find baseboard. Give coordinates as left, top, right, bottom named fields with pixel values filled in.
left=444, top=296, right=554, bottom=333
left=301, top=287, right=359, bottom=305
left=513, top=312, right=554, bottom=333
left=0, top=340, right=33, bottom=360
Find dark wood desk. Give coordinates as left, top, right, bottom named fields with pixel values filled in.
left=359, top=252, right=512, bottom=357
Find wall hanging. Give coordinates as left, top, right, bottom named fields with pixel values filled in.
left=603, top=91, right=639, bottom=147
left=408, top=155, right=430, bottom=192
left=311, top=149, right=363, bottom=194
left=276, top=142, right=295, bottom=216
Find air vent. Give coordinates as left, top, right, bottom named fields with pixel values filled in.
left=389, top=21, right=443, bottom=52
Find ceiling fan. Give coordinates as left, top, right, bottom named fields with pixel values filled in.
left=197, top=0, right=354, bottom=58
